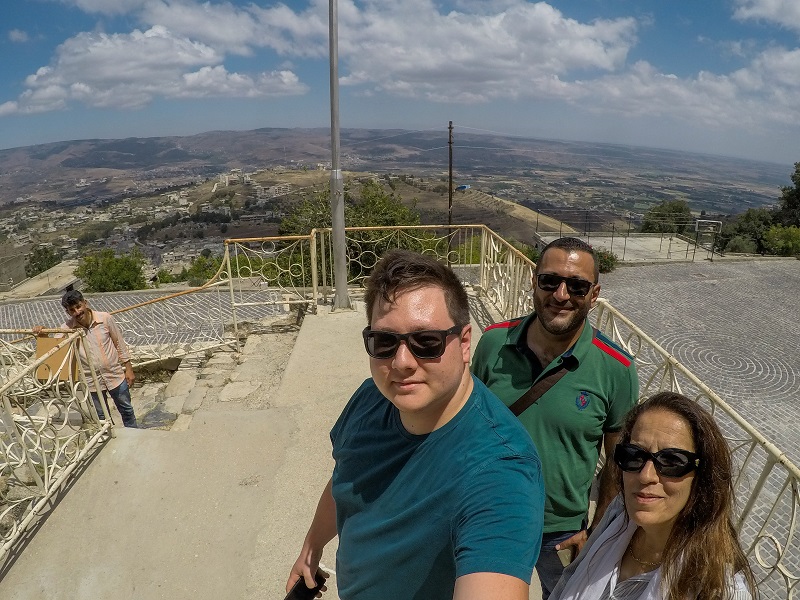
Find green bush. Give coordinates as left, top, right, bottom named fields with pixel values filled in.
left=595, top=249, right=619, bottom=273
left=724, top=235, right=757, bottom=254
left=764, top=225, right=800, bottom=256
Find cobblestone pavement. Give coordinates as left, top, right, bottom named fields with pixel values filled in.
left=599, top=258, right=800, bottom=466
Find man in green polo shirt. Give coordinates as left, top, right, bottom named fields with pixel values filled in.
left=472, top=237, right=638, bottom=599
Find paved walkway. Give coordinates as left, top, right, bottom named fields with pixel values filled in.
left=599, top=257, right=800, bottom=467
left=0, top=297, right=546, bottom=599
left=0, top=308, right=367, bottom=599
left=5, top=256, right=796, bottom=598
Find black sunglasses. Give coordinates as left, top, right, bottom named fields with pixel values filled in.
left=536, top=273, right=596, bottom=297
left=614, top=443, right=700, bottom=478
left=362, top=325, right=464, bottom=360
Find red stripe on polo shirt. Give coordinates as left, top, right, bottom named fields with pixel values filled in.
left=592, top=337, right=632, bottom=367
left=484, top=319, right=523, bottom=332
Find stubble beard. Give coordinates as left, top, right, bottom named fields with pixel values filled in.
left=534, top=293, right=589, bottom=336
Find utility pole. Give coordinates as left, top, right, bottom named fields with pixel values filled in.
left=329, top=0, right=350, bottom=310
left=448, top=121, right=454, bottom=229
left=448, top=121, right=454, bottom=263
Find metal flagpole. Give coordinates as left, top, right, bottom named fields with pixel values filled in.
left=329, top=0, right=351, bottom=310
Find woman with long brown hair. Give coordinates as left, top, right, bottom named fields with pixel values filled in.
left=551, top=391, right=757, bottom=600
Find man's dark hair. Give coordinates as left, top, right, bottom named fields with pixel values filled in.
left=537, top=237, right=599, bottom=282
left=364, top=249, right=470, bottom=327
left=61, top=289, right=85, bottom=309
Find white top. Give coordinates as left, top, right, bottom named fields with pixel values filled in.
left=551, top=496, right=753, bottom=600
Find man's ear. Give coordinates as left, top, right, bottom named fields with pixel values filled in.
left=590, top=283, right=601, bottom=308
left=460, top=324, right=472, bottom=363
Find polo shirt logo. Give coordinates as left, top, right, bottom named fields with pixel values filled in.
left=576, top=391, right=590, bottom=410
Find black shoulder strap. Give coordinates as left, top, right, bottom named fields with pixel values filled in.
left=508, top=327, right=598, bottom=417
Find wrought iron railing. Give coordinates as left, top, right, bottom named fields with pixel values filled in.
left=0, top=330, right=111, bottom=561
left=109, top=281, right=239, bottom=367
left=593, top=302, right=800, bottom=598
left=1, top=225, right=797, bottom=597
left=474, top=227, right=800, bottom=598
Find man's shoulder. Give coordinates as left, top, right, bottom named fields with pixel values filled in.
left=476, top=316, right=526, bottom=351
left=482, top=317, right=525, bottom=334
left=469, top=379, right=540, bottom=457
left=588, top=329, right=635, bottom=369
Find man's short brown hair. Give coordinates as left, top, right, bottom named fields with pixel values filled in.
left=364, top=249, right=470, bottom=327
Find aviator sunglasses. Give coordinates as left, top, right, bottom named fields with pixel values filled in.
left=362, top=324, right=464, bottom=360
left=536, top=273, right=596, bottom=297
left=614, top=443, right=701, bottom=478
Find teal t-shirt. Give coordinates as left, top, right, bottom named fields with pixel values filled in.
left=330, top=376, right=544, bottom=600
left=472, top=315, right=638, bottom=533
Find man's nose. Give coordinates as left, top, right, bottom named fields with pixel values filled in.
left=392, top=341, right=417, bottom=369
left=553, top=281, right=571, bottom=301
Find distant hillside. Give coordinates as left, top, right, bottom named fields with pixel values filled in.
left=0, top=128, right=791, bottom=213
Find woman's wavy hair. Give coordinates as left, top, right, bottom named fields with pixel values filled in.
left=616, top=392, right=758, bottom=600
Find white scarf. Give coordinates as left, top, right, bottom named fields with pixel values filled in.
left=555, top=505, right=663, bottom=600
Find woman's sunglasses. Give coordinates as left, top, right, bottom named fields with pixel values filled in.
left=536, top=274, right=595, bottom=297
left=614, top=443, right=700, bottom=478
left=362, top=325, right=464, bottom=360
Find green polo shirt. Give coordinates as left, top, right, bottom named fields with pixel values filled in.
left=472, top=313, right=639, bottom=533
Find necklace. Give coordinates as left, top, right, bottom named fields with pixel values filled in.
left=627, top=543, right=661, bottom=568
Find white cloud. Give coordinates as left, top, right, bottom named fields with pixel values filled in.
left=3, top=24, right=307, bottom=115
left=56, top=0, right=149, bottom=16
left=566, top=45, right=800, bottom=132
left=140, top=0, right=261, bottom=55
left=335, top=0, right=638, bottom=101
left=11, top=0, right=800, bottom=143
left=9, top=29, right=30, bottom=43
left=733, top=0, right=800, bottom=33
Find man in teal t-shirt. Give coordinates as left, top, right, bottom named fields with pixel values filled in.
left=472, top=237, right=638, bottom=599
left=286, top=249, right=544, bottom=600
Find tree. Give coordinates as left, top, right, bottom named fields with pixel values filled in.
left=346, top=180, right=420, bottom=227
left=75, top=249, right=147, bottom=292
left=724, top=235, right=757, bottom=254
left=25, top=245, right=61, bottom=277
left=279, top=192, right=333, bottom=235
left=715, top=208, right=773, bottom=253
left=185, top=254, right=223, bottom=286
left=774, top=162, right=800, bottom=227
left=641, top=200, right=694, bottom=235
left=279, top=180, right=420, bottom=235
left=764, top=225, right=800, bottom=256
left=594, top=249, right=619, bottom=273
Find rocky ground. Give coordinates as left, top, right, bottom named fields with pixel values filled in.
left=125, top=315, right=301, bottom=431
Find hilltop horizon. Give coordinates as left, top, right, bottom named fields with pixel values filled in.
left=1, top=126, right=796, bottom=170
left=3, top=1, right=800, bottom=164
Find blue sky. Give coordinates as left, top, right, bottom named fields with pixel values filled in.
left=2, top=0, right=799, bottom=166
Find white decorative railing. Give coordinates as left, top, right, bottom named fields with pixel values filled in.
left=593, top=301, right=800, bottom=599
left=314, top=225, right=485, bottom=299
left=0, top=330, right=111, bottom=561
left=1, top=225, right=797, bottom=598
left=110, top=282, right=237, bottom=367
left=474, top=227, right=800, bottom=599
left=479, top=228, right=534, bottom=318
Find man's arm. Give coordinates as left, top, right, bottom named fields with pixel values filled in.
left=105, top=314, right=135, bottom=386
left=554, top=431, right=623, bottom=557
left=453, top=572, right=528, bottom=600
left=286, top=477, right=338, bottom=593
left=594, top=430, right=622, bottom=525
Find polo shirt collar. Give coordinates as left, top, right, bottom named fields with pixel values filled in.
left=508, top=312, right=594, bottom=366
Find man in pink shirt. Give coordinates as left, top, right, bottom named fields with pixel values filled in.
left=35, top=290, right=138, bottom=428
